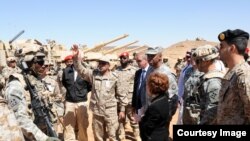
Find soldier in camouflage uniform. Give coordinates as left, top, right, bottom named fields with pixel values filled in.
left=174, top=57, right=185, bottom=79
left=72, top=45, right=128, bottom=141
left=115, top=52, right=140, bottom=141
left=146, top=47, right=179, bottom=129
left=4, top=73, right=59, bottom=141
left=163, top=57, right=171, bottom=68
left=0, top=95, right=25, bottom=141
left=13, top=47, right=60, bottom=140
left=217, top=29, right=250, bottom=124
left=2, top=57, right=22, bottom=80
left=192, top=45, right=224, bottom=124
left=182, top=53, right=204, bottom=125
left=41, top=60, right=65, bottom=139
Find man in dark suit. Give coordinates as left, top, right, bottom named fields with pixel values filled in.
left=132, top=53, right=154, bottom=120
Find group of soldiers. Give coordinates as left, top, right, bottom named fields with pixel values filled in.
left=0, top=28, right=250, bottom=141
left=178, top=29, right=250, bottom=125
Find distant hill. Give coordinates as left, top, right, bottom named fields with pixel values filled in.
left=162, top=40, right=218, bottom=68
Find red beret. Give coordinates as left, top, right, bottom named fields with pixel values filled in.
left=64, top=55, right=73, bottom=61
left=119, top=52, right=129, bottom=57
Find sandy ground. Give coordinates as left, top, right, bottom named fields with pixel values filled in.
left=86, top=105, right=179, bottom=141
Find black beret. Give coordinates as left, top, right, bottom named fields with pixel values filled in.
left=218, top=29, right=249, bottom=42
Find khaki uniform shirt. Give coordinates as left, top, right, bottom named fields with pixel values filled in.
left=74, top=58, right=128, bottom=116
left=115, top=65, right=136, bottom=105
left=217, top=62, right=250, bottom=124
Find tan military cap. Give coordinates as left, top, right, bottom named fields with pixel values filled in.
left=146, top=46, right=163, bottom=55
left=98, top=55, right=110, bottom=63
left=192, top=45, right=219, bottom=61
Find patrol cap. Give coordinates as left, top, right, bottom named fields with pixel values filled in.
left=146, top=46, right=163, bottom=55
left=7, top=57, right=16, bottom=62
left=97, top=55, right=110, bottom=64
left=218, top=29, right=249, bottom=42
left=119, top=52, right=129, bottom=58
left=192, top=45, right=219, bottom=61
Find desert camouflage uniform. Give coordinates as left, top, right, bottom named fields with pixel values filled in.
left=115, top=65, right=140, bottom=140
left=74, top=59, right=128, bottom=141
left=43, top=75, right=64, bottom=137
left=4, top=77, right=49, bottom=141
left=27, top=71, right=57, bottom=134
left=0, top=96, right=25, bottom=141
left=198, top=70, right=224, bottom=124
left=217, top=62, right=250, bottom=124
left=2, top=66, right=22, bottom=80
left=182, top=69, right=203, bottom=124
left=174, top=59, right=185, bottom=79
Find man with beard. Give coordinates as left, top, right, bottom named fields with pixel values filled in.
left=146, top=47, right=178, bottom=117
left=115, top=52, right=140, bottom=141
left=62, top=55, right=91, bottom=141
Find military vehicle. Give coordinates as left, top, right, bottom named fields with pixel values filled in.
left=0, top=30, right=25, bottom=66
left=102, top=40, right=139, bottom=55
left=84, top=34, right=129, bottom=53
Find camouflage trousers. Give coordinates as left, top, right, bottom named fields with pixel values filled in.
left=92, top=113, right=119, bottom=141
left=118, top=104, right=140, bottom=141
left=63, top=101, right=89, bottom=141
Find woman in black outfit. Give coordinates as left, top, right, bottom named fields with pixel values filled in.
left=139, top=72, right=170, bottom=141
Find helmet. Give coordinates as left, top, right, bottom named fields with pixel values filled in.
left=192, top=45, right=219, bottom=61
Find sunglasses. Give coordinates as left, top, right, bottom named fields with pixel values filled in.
left=35, top=60, right=45, bottom=66
left=9, top=61, right=16, bottom=63
left=195, top=59, right=202, bottom=64
left=99, top=61, right=108, bottom=65
left=120, top=56, right=128, bottom=60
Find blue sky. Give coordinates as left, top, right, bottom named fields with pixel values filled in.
left=1, top=0, right=249, bottom=48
